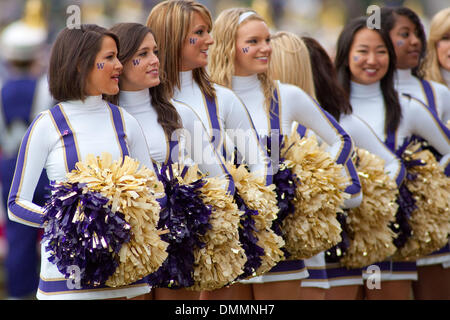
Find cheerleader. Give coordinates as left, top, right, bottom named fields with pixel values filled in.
left=270, top=31, right=406, bottom=299
left=147, top=1, right=272, bottom=300
left=208, top=8, right=356, bottom=300
left=107, top=22, right=234, bottom=300
left=425, top=7, right=450, bottom=89
left=381, top=7, right=450, bottom=299
left=334, top=16, right=450, bottom=299
left=7, top=25, right=154, bottom=300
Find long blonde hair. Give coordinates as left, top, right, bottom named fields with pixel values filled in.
left=269, top=31, right=316, bottom=98
left=146, top=0, right=215, bottom=98
left=424, top=7, right=450, bottom=87
left=208, top=7, right=275, bottom=111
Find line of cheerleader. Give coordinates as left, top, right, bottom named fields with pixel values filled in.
left=7, top=1, right=450, bottom=300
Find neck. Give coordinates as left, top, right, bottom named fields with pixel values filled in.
left=350, top=80, right=382, bottom=98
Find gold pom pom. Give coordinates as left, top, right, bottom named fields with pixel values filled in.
left=226, top=163, right=286, bottom=278
left=281, top=133, right=349, bottom=259
left=169, top=164, right=246, bottom=291
left=393, top=142, right=450, bottom=261
left=340, top=148, right=398, bottom=268
left=66, top=153, right=168, bottom=287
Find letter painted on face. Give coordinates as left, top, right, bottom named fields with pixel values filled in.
left=97, top=63, right=105, bottom=70
left=396, top=40, right=405, bottom=47
left=189, top=38, right=198, bottom=45
left=132, top=59, right=140, bottom=66
left=242, top=47, right=250, bottom=53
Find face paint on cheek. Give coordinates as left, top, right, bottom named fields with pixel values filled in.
left=189, top=38, right=198, bottom=45
left=96, top=62, right=105, bottom=70
left=242, top=47, right=250, bottom=53
left=353, top=56, right=360, bottom=62
left=132, top=59, right=140, bottom=66
left=396, top=40, right=405, bottom=47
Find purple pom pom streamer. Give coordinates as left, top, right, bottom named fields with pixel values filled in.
left=147, top=164, right=212, bottom=289
left=42, top=182, right=131, bottom=288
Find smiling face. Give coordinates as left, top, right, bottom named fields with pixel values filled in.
left=348, top=28, right=389, bottom=85
left=120, top=32, right=160, bottom=91
left=389, top=14, right=422, bottom=70
left=85, top=36, right=123, bottom=96
left=180, top=11, right=213, bottom=71
left=234, top=19, right=272, bottom=76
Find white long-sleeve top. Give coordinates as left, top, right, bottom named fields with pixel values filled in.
left=172, top=71, right=271, bottom=184
left=8, top=95, right=153, bottom=300
left=118, top=89, right=230, bottom=182
left=395, top=69, right=450, bottom=123
left=339, top=114, right=405, bottom=186
left=441, top=68, right=450, bottom=89
left=231, top=75, right=358, bottom=208
left=350, top=81, right=450, bottom=173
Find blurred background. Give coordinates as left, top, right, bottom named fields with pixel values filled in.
left=0, top=0, right=448, bottom=299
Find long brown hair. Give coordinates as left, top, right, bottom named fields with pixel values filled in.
left=49, top=24, right=119, bottom=102
left=107, top=23, right=181, bottom=138
left=146, top=0, right=215, bottom=99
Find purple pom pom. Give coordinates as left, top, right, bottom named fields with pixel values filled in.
left=42, top=182, right=131, bottom=288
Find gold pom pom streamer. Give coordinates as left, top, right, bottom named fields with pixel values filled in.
left=66, top=152, right=168, bottom=287
left=225, top=163, right=285, bottom=278
left=168, top=164, right=247, bottom=291
left=340, top=148, right=398, bottom=268
left=393, top=142, right=450, bottom=261
left=281, top=133, right=349, bottom=259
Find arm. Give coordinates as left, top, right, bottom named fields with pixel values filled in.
left=8, top=112, right=50, bottom=227
left=406, top=98, right=450, bottom=176
left=340, top=114, right=406, bottom=186
left=224, top=90, right=273, bottom=185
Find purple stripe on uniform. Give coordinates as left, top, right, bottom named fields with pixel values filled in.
left=367, top=261, right=391, bottom=273
left=38, top=276, right=148, bottom=294
left=310, top=98, right=353, bottom=165
left=8, top=113, right=45, bottom=226
left=268, top=259, right=305, bottom=273
left=50, top=105, right=79, bottom=172
left=392, top=261, right=416, bottom=273
left=305, top=268, right=328, bottom=280
left=344, top=158, right=361, bottom=195
left=429, top=242, right=450, bottom=256
left=326, top=266, right=362, bottom=279
left=420, top=79, right=437, bottom=113
left=395, top=161, right=406, bottom=187
left=107, top=103, right=129, bottom=159
left=204, top=94, right=224, bottom=158
left=296, top=123, right=307, bottom=138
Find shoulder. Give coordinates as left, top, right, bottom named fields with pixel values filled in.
left=171, top=99, right=201, bottom=122
left=427, top=79, right=450, bottom=95
left=277, top=81, right=315, bottom=104
left=399, top=93, right=432, bottom=115
left=212, top=83, right=244, bottom=103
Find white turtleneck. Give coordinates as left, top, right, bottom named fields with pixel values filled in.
left=350, top=81, right=450, bottom=171
left=441, top=67, right=450, bottom=89
left=172, top=71, right=270, bottom=182
left=395, top=69, right=450, bottom=123
left=8, top=95, right=152, bottom=299
left=119, top=89, right=229, bottom=179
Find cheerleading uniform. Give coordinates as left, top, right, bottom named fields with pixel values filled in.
left=172, top=71, right=270, bottom=183
left=119, top=89, right=232, bottom=188
left=8, top=95, right=153, bottom=299
left=395, top=69, right=450, bottom=268
left=350, top=80, right=450, bottom=281
left=313, top=114, right=406, bottom=287
left=441, top=68, right=450, bottom=88
left=231, top=75, right=355, bottom=284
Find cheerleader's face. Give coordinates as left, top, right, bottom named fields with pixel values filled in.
left=234, top=20, right=272, bottom=76
left=436, top=32, right=450, bottom=71
left=348, top=28, right=389, bottom=85
left=181, top=12, right=214, bottom=71
left=120, top=33, right=160, bottom=91
left=389, top=15, right=422, bottom=70
left=85, top=36, right=123, bottom=96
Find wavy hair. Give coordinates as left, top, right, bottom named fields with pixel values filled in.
left=335, top=16, right=402, bottom=135
left=106, top=23, right=182, bottom=138
left=146, top=0, right=215, bottom=99
left=269, top=31, right=315, bottom=98
left=424, top=7, right=450, bottom=87
left=208, top=7, right=275, bottom=112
